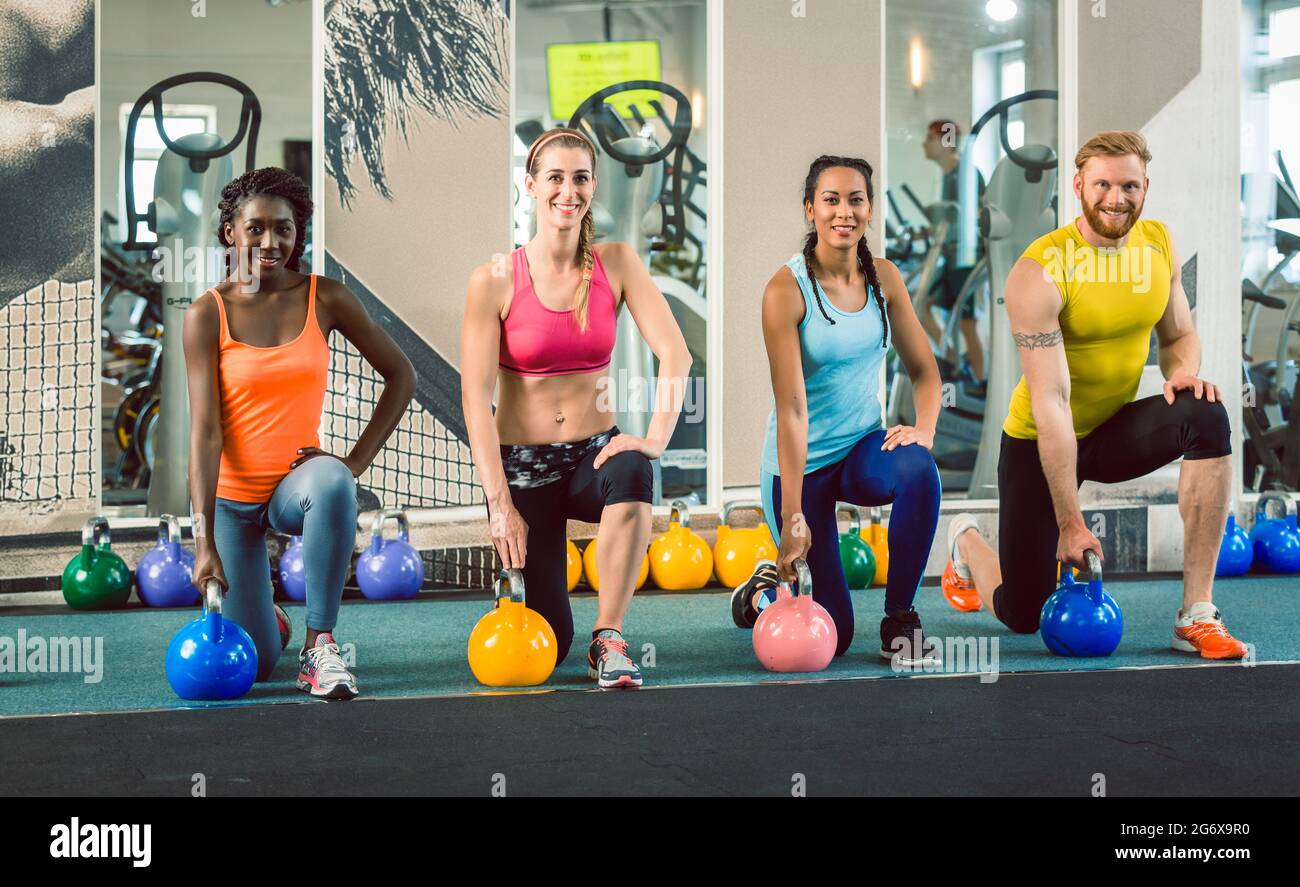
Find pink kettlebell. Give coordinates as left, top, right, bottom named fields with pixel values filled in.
left=752, top=558, right=838, bottom=673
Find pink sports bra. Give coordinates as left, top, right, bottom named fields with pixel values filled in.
left=498, top=246, right=618, bottom=377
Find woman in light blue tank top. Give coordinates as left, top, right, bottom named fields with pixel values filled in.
left=730, top=155, right=945, bottom=667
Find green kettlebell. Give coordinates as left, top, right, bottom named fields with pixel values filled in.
left=62, top=516, right=133, bottom=610
left=837, top=504, right=876, bottom=589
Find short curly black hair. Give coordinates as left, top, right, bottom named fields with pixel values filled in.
left=216, top=167, right=313, bottom=271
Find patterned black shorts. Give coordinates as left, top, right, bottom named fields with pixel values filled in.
left=500, top=427, right=618, bottom=490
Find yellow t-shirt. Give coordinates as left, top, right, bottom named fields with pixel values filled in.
left=1002, top=218, right=1172, bottom=440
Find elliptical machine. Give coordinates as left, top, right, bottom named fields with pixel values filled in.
left=888, top=90, right=1058, bottom=495
left=564, top=80, right=704, bottom=503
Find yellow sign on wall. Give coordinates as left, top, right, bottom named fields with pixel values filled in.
left=546, top=40, right=663, bottom=122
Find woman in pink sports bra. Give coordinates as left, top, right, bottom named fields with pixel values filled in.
left=461, top=127, right=692, bottom=689
left=183, top=167, right=415, bottom=700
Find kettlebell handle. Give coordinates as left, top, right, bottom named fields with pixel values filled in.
left=157, top=513, right=182, bottom=546
left=1257, top=491, right=1294, bottom=520
left=668, top=499, right=691, bottom=529
left=203, top=578, right=223, bottom=614
left=719, top=500, right=763, bottom=527
left=869, top=506, right=885, bottom=528
left=370, top=508, right=411, bottom=542
left=495, top=568, right=526, bottom=605
left=81, top=516, right=112, bottom=549
left=1084, top=550, right=1104, bottom=602
left=836, top=503, right=861, bottom=535
left=780, top=557, right=814, bottom=599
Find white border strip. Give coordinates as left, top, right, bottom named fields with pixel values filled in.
left=3, top=658, right=1296, bottom=722
left=94, top=0, right=103, bottom=515
left=312, top=0, right=325, bottom=269
left=707, top=0, right=723, bottom=509
left=1058, top=0, right=1079, bottom=221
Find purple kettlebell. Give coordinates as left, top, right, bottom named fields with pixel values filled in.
left=137, top=514, right=200, bottom=608
left=357, top=509, right=424, bottom=600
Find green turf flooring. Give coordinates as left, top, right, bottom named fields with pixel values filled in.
left=1, top=576, right=1295, bottom=717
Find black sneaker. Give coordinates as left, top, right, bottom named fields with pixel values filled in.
left=730, top=560, right=779, bottom=628
left=879, top=610, right=941, bottom=668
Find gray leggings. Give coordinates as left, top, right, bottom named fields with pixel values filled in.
left=214, top=455, right=357, bottom=680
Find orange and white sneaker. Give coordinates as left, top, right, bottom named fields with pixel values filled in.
left=941, top=514, right=983, bottom=612
left=1173, top=601, right=1249, bottom=660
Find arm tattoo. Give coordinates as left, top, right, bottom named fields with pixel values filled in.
left=1013, top=330, right=1063, bottom=350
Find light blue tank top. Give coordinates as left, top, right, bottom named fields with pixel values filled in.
left=760, top=252, right=887, bottom=477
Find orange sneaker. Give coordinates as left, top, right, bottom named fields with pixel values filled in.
left=941, top=561, right=982, bottom=611
left=1173, top=602, right=1248, bottom=660
left=942, top=514, right=983, bottom=612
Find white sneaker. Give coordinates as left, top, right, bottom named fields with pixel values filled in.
left=946, top=513, right=981, bottom=581
left=296, top=632, right=359, bottom=700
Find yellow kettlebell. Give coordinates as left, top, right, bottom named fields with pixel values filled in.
left=468, top=569, right=557, bottom=687
left=649, top=499, right=715, bottom=590
left=566, top=540, right=582, bottom=592
left=860, top=506, right=889, bottom=586
left=582, top=539, right=649, bottom=593
left=713, top=501, right=778, bottom=588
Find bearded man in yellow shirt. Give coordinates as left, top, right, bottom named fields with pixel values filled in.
left=943, top=131, right=1247, bottom=660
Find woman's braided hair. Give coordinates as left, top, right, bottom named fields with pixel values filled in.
left=800, top=155, right=889, bottom=348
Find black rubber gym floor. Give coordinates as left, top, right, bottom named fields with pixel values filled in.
left=4, top=662, right=1297, bottom=796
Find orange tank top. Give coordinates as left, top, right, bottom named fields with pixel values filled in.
left=210, top=275, right=330, bottom=503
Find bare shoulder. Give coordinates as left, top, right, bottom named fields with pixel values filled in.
left=466, top=256, right=512, bottom=314
left=764, top=264, right=800, bottom=300
left=592, top=240, right=634, bottom=278
left=762, top=264, right=804, bottom=321
left=592, top=240, right=630, bottom=263
left=871, top=256, right=906, bottom=304
left=312, top=273, right=358, bottom=308
left=210, top=279, right=237, bottom=299
left=183, top=289, right=220, bottom=346
left=188, top=288, right=219, bottom=321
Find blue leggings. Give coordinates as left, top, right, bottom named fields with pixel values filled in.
left=761, top=429, right=941, bottom=655
left=214, top=455, right=357, bottom=680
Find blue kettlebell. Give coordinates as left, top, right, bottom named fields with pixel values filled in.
left=1248, top=491, right=1300, bottom=572
left=1252, top=493, right=1300, bottom=573
left=1215, top=513, right=1253, bottom=577
left=165, top=579, right=259, bottom=701
left=278, top=535, right=307, bottom=601
left=1040, top=551, right=1123, bottom=657
left=357, top=509, right=424, bottom=600
left=137, top=514, right=201, bottom=607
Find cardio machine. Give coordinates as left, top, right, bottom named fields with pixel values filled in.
left=888, top=90, right=1058, bottom=495
left=563, top=80, right=707, bottom=503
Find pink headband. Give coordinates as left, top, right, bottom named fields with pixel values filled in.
left=526, top=129, right=594, bottom=172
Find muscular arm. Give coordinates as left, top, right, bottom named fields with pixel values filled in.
left=317, top=278, right=416, bottom=474
left=602, top=242, right=692, bottom=451
left=1006, top=257, right=1082, bottom=530
left=1153, top=235, right=1201, bottom=383
left=460, top=263, right=511, bottom=511
left=876, top=257, right=941, bottom=434
left=763, top=267, right=809, bottom=521
left=183, top=295, right=224, bottom=555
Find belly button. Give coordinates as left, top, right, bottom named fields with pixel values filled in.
left=554, top=410, right=565, bottom=424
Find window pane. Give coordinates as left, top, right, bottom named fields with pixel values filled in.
left=1269, top=6, right=1300, bottom=58
left=1268, top=78, right=1300, bottom=184
left=1002, top=58, right=1025, bottom=99
left=131, top=159, right=157, bottom=210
